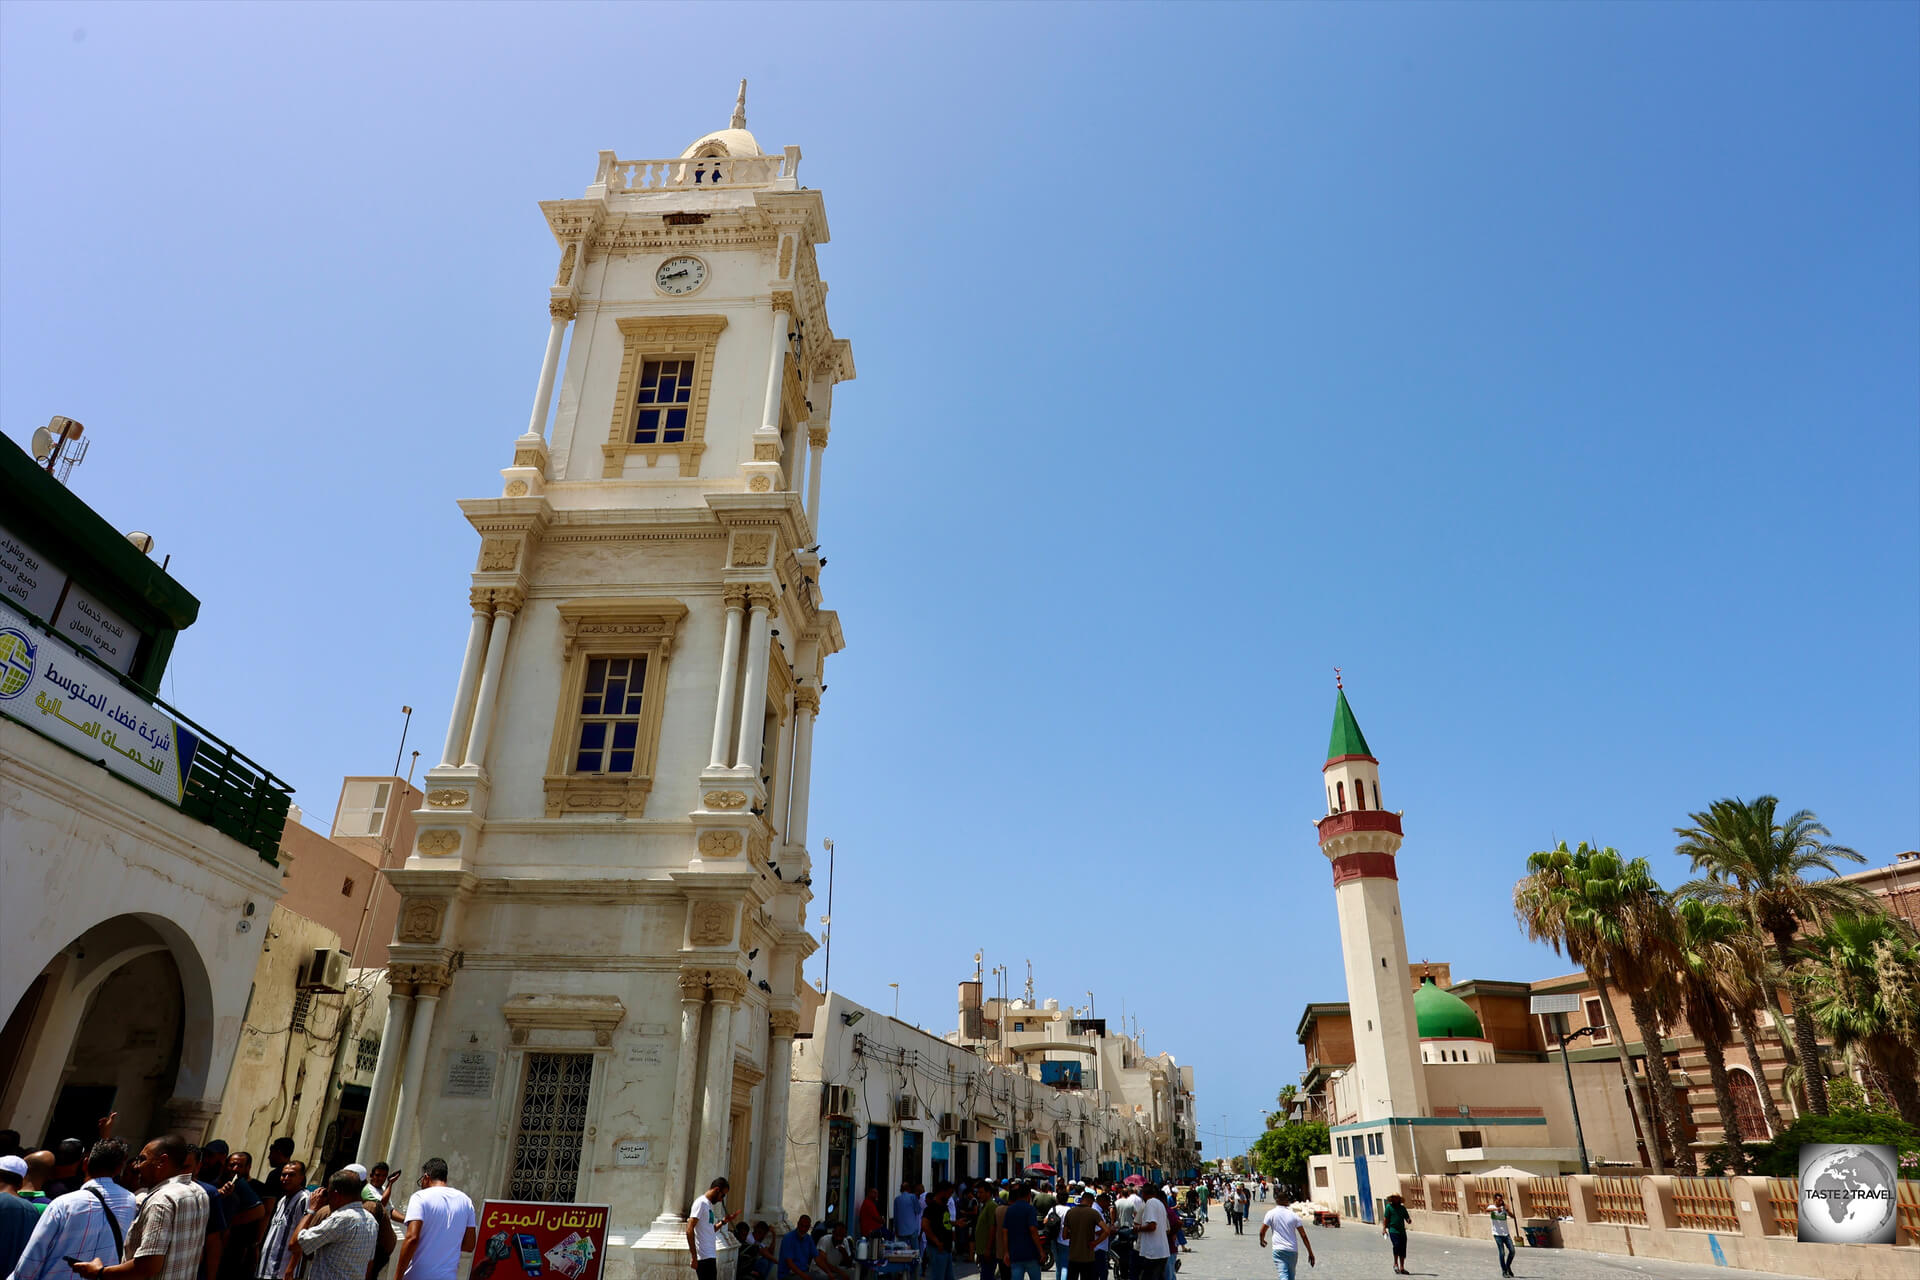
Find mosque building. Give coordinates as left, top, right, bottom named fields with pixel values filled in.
left=1302, top=683, right=1642, bottom=1225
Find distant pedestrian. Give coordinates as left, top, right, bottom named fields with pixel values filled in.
left=1381, top=1194, right=1410, bottom=1274
left=971, top=1185, right=1000, bottom=1280
left=397, top=1160, right=475, bottom=1280
left=1488, top=1193, right=1514, bottom=1278
left=71, top=1134, right=211, bottom=1280
left=1257, top=1197, right=1315, bottom=1280
left=12, top=1138, right=138, bottom=1280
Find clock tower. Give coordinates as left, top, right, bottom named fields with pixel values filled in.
left=360, top=83, right=854, bottom=1277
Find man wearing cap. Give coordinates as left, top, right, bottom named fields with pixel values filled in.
left=2, top=1153, right=44, bottom=1275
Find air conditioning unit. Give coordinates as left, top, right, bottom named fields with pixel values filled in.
left=299, top=948, right=349, bottom=993
left=939, top=1113, right=961, bottom=1135
left=958, top=1120, right=978, bottom=1143
left=823, top=1085, right=855, bottom=1118
left=894, top=1095, right=919, bottom=1122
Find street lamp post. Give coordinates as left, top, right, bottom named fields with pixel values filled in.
left=1557, top=1025, right=1598, bottom=1173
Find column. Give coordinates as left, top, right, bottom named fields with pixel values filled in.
left=707, top=589, right=747, bottom=770
left=526, top=300, right=573, bottom=440
left=658, top=972, right=709, bottom=1223
left=760, top=306, right=792, bottom=438
left=757, top=1009, right=800, bottom=1221
left=357, top=986, right=415, bottom=1164
left=804, top=429, right=827, bottom=533
left=439, top=601, right=492, bottom=767
left=696, top=975, right=744, bottom=1187
left=385, top=967, right=448, bottom=1173
left=462, top=592, right=521, bottom=769
left=731, top=589, right=774, bottom=772
left=766, top=695, right=794, bottom=833
left=785, top=688, right=818, bottom=849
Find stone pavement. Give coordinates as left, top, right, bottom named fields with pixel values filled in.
left=1162, top=1211, right=1796, bottom=1280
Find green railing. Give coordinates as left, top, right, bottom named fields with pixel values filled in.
left=2, top=603, right=292, bottom=865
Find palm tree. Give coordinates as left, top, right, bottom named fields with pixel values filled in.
left=1515, top=841, right=1665, bottom=1172
left=1797, top=912, right=1920, bottom=1126
left=1276, top=1084, right=1298, bottom=1116
left=1674, top=897, right=1753, bottom=1169
left=1722, top=932, right=1789, bottom=1135
left=1573, top=850, right=1694, bottom=1172
left=1676, top=796, right=1869, bottom=1115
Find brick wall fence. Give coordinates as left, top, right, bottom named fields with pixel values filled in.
left=1387, top=1172, right=1918, bottom=1280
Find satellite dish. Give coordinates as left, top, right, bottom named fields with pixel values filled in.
left=126, top=531, right=155, bottom=555
left=31, top=427, right=55, bottom=462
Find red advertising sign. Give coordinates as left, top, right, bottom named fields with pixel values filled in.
left=473, top=1201, right=611, bottom=1280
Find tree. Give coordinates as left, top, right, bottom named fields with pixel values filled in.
left=1676, top=796, right=1869, bottom=1116
left=1515, top=841, right=1665, bottom=1172
left=1276, top=1084, right=1298, bottom=1114
left=1251, top=1122, right=1328, bottom=1193
left=1722, top=930, right=1789, bottom=1137
left=1572, top=849, right=1693, bottom=1172
left=1797, top=911, right=1920, bottom=1126
left=1674, top=897, right=1753, bottom=1169
left=1745, top=1107, right=1920, bottom=1177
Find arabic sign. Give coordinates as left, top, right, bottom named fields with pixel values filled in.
left=474, top=1201, right=610, bottom=1280
left=54, top=584, right=138, bottom=675
left=445, top=1051, right=497, bottom=1098
left=0, top=524, right=66, bottom=619
left=0, top=599, right=197, bottom=804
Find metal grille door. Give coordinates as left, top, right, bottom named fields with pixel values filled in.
left=509, top=1053, right=594, bottom=1201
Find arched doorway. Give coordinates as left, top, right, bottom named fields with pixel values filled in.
left=1728, top=1067, right=1771, bottom=1141
left=0, top=914, right=213, bottom=1146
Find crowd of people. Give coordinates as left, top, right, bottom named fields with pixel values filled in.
left=0, top=1123, right=476, bottom=1280
left=714, top=1171, right=1318, bottom=1280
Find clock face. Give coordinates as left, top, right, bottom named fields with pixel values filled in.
left=655, top=255, right=707, bottom=295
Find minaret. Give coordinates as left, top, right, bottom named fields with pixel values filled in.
left=1315, top=678, right=1428, bottom=1122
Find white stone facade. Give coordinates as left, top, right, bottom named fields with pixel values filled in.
left=1, top=718, right=283, bottom=1145
left=353, top=91, right=851, bottom=1280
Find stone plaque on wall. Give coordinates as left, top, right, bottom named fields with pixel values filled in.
left=444, top=1050, right=497, bottom=1098
left=614, top=1140, right=650, bottom=1167
left=624, top=1041, right=665, bottom=1069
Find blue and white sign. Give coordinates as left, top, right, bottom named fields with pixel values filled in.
left=0, top=599, right=197, bottom=804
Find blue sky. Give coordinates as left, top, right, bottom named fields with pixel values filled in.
left=3, top=2, right=1916, bottom=1165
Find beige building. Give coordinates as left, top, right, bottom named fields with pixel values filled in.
left=351, top=84, right=853, bottom=1280
left=1, top=432, right=291, bottom=1150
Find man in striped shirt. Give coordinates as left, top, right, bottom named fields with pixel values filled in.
left=12, top=1139, right=138, bottom=1280
left=253, top=1164, right=311, bottom=1280
left=70, top=1135, right=209, bottom=1280
left=289, top=1173, right=377, bottom=1280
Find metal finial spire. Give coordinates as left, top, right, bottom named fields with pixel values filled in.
left=731, top=79, right=748, bottom=130
left=1334, top=666, right=1343, bottom=691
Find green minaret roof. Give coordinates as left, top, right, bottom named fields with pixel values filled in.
left=1327, top=688, right=1374, bottom=761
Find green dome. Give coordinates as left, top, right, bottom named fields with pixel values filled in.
left=1414, top=977, right=1484, bottom=1039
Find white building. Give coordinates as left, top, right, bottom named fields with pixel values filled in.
left=784, top=993, right=1124, bottom=1224
left=2, top=433, right=291, bottom=1148
left=1306, top=684, right=1639, bottom=1224
left=350, top=84, right=853, bottom=1280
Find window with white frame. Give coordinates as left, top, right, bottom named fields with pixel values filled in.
left=334, top=781, right=391, bottom=837
left=508, top=1053, right=594, bottom=1202
left=1584, top=997, right=1611, bottom=1043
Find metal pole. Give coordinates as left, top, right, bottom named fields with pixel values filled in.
left=1559, top=1027, right=1595, bottom=1174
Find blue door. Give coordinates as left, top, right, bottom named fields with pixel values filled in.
left=1353, top=1152, right=1375, bottom=1223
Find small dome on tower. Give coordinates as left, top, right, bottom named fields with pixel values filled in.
left=1413, top=976, right=1484, bottom=1039
left=682, top=78, right=763, bottom=158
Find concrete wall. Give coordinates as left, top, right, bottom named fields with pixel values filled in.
left=1, top=719, right=284, bottom=1143
left=1395, top=1172, right=1917, bottom=1280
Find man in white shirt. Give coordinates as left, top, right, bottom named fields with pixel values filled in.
left=686, top=1176, right=734, bottom=1280
left=396, top=1160, right=475, bottom=1280
left=1257, top=1200, right=1315, bottom=1280
left=1132, top=1189, right=1169, bottom=1280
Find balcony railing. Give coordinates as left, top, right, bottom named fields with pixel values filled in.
left=1, top=602, right=292, bottom=864
left=593, top=146, right=801, bottom=194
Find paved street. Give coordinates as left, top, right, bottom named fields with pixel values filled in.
left=1156, top=1211, right=1793, bottom=1280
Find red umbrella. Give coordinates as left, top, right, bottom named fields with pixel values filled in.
left=1027, top=1163, right=1057, bottom=1176
left=1124, top=1174, right=1147, bottom=1186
